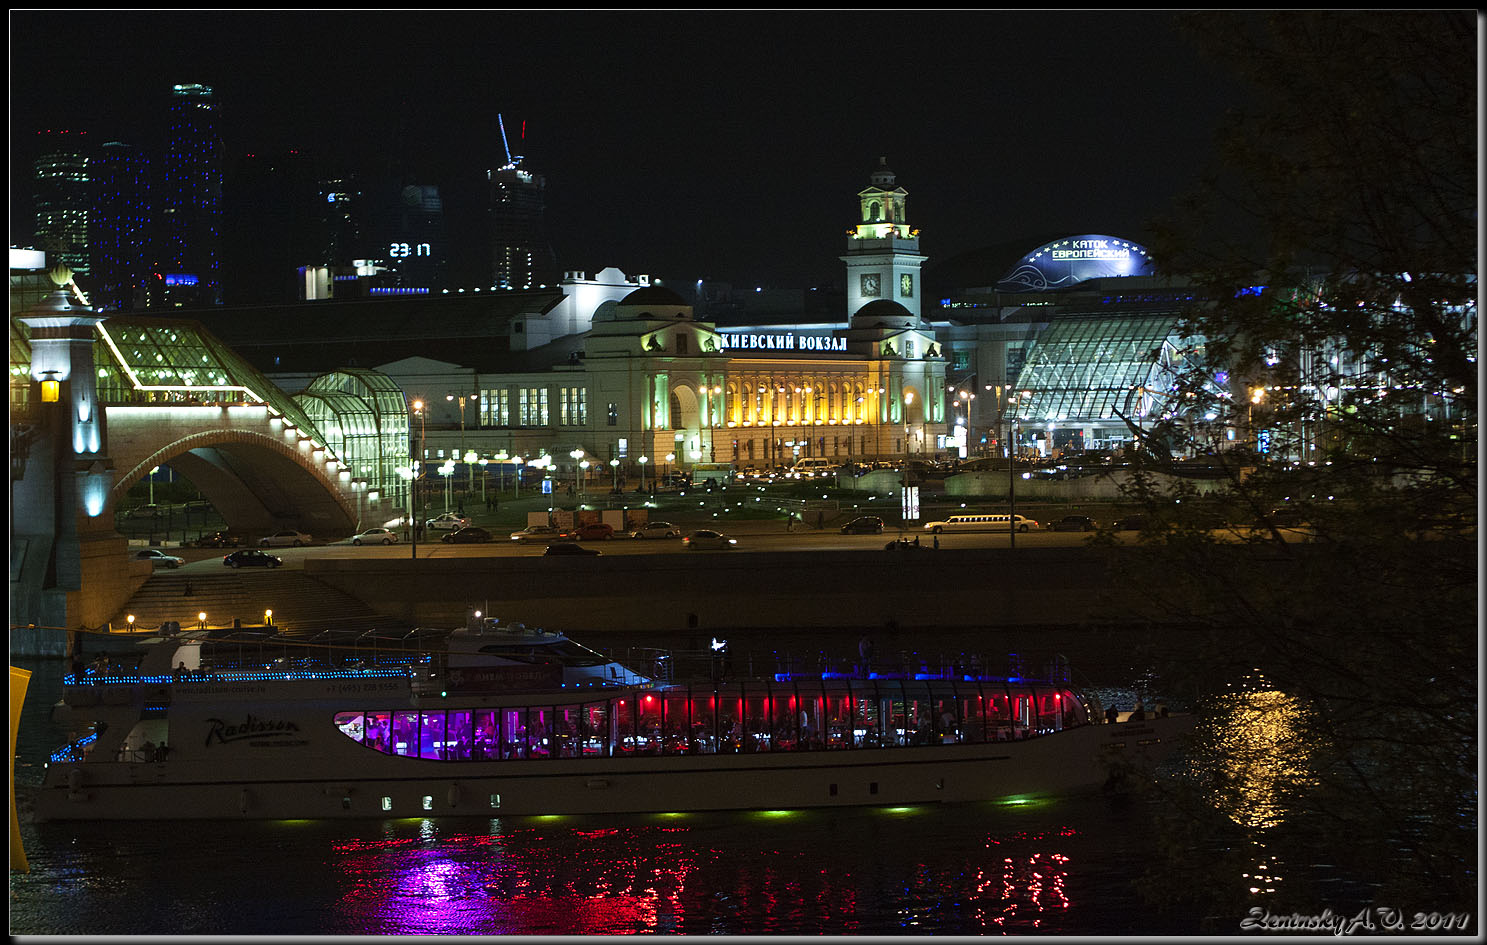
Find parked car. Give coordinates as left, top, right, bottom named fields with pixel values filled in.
left=133, top=548, right=185, bottom=569
left=351, top=527, right=400, bottom=545
left=571, top=522, right=615, bottom=540
left=1114, top=515, right=1148, bottom=531
left=260, top=529, right=312, bottom=547
left=543, top=541, right=601, bottom=557
left=191, top=531, right=241, bottom=548
left=683, top=529, right=737, bottom=550
left=510, top=525, right=564, bottom=543
left=425, top=512, right=472, bottom=531
left=443, top=526, right=494, bottom=544
left=1052, top=515, right=1099, bottom=532
left=630, top=521, right=681, bottom=539
left=224, top=549, right=282, bottom=569
left=839, top=515, right=886, bottom=534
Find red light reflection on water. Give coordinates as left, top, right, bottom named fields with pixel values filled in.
left=324, top=816, right=1088, bottom=935
left=976, top=829, right=1075, bottom=929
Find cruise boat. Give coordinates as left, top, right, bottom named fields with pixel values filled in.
left=33, top=618, right=1194, bottom=821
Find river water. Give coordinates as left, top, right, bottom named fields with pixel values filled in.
left=10, top=631, right=1219, bottom=936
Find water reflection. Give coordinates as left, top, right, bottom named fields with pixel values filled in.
left=1193, top=684, right=1319, bottom=830
left=314, top=809, right=1111, bottom=935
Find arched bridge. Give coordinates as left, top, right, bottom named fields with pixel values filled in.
left=12, top=286, right=411, bottom=635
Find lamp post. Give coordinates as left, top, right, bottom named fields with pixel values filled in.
left=665, top=452, right=675, bottom=484
left=609, top=457, right=620, bottom=492
left=638, top=455, right=648, bottom=492
left=446, top=394, right=468, bottom=499
left=410, top=399, right=426, bottom=559
left=148, top=465, right=159, bottom=506
left=513, top=456, right=523, bottom=498
left=478, top=458, right=488, bottom=504
left=440, top=460, right=455, bottom=512
left=570, top=448, right=584, bottom=498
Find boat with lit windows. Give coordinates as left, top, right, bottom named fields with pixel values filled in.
left=33, top=617, right=1194, bottom=821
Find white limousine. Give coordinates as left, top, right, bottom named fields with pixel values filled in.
left=923, top=513, right=1041, bottom=534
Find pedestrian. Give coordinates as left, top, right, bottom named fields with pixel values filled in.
left=786, top=513, right=795, bottom=532
left=1155, top=700, right=1168, bottom=718
left=932, top=532, right=940, bottom=550
left=1129, top=701, right=1146, bottom=722
left=1105, top=704, right=1119, bottom=724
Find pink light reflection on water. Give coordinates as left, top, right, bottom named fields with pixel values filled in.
left=321, top=813, right=1098, bottom=935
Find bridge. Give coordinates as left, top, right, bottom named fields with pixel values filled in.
left=10, top=276, right=412, bottom=645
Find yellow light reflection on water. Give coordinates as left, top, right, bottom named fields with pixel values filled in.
left=1200, top=688, right=1318, bottom=829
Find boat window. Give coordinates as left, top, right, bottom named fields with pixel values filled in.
left=636, top=692, right=662, bottom=755
left=615, top=695, right=638, bottom=755
left=472, top=709, right=496, bottom=760
left=334, top=711, right=365, bottom=743
left=692, top=690, right=718, bottom=753
left=419, top=710, right=446, bottom=760
left=447, top=710, right=472, bottom=760
left=502, top=707, right=529, bottom=759
left=743, top=689, right=772, bottom=753
left=554, top=705, right=582, bottom=758
left=799, top=683, right=826, bottom=750
left=824, top=687, right=853, bottom=750
left=772, top=682, right=798, bottom=749
left=366, top=712, right=391, bottom=752
left=662, top=690, right=689, bottom=756
left=475, top=639, right=610, bottom=666
left=853, top=682, right=882, bottom=747
left=582, top=701, right=609, bottom=757
left=391, top=711, right=418, bottom=756
left=932, top=687, right=960, bottom=744
left=529, top=708, right=554, bottom=759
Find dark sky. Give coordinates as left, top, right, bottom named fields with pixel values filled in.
left=10, top=10, right=1246, bottom=288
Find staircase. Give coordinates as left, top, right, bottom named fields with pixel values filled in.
left=109, top=570, right=413, bottom=635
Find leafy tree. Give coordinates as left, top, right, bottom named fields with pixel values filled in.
left=1107, top=11, right=1477, bottom=919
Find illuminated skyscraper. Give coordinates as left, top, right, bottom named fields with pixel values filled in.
left=159, top=82, right=223, bottom=306
left=31, top=130, right=92, bottom=278
left=91, top=140, right=154, bottom=311
left=488, top=117, right=557, bottom=290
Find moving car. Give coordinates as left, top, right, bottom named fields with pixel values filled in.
left=223, top=549, right=283, bottom=569
left=683, top=529, right=737, bottom=550
left=351, top=527, right=400, bottom=545
left=132, top=548, right=185, bottom=569
left=922, top=514, right=1040, bottom=534
left=543, top=541, right=601, bottom=557
left=191, top=531, right=241, bottom=548
left=839, top=515, right=885, bottom=534
left=630, top=521, right=681, bottom=539
left=510, top=525, right=564, bottom=543
left=260, top=529, right=312, bottom=547
left=443, top=526, right=494, bottom=544
left=426, top=512, right=472, bottom=531
left=571, top=522, right=614, bottom=540
left=1052, top=515, right=1099, bottom=532
left=884, top=537, right=930, bottom=551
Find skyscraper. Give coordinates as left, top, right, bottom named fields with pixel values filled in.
left=488, top=118, right=557, bottom=290
left=160, top=82, right=223, bottom=306
left=91, top=140, right=153, bottom=311
left=30, top=130, right=92, bottom=279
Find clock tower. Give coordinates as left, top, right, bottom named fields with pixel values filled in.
left=841, top=156, right=926, bottom=325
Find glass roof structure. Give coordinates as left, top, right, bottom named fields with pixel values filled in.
left=295, top=369, right=412, bottom=509
left=1012, top=313, right=1207, bottom=425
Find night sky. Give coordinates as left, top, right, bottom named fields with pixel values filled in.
left=10, top=10, right=1246, bottom=289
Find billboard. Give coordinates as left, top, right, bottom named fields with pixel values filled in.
left=995, top=235, right=1153, bottom=293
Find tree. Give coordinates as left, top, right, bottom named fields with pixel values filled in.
left=1108, top=11, right=1477, bottom=919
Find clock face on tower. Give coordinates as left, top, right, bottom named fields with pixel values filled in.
left=861, top=273, right=881, bottom=298
left=900, top=273, right=914, bottom=298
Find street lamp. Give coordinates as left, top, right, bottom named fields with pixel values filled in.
left=148, top=465, right=159, bottom=506
left=610, top=457, right=620, bottom=492
left=638, top=455, right=648, bottom=492
left=478, top=458, right=489, bottom=504
left=569, top=449, right=584, bottom=497
left=665, top=452, right=675, bottom=483
left=439, top=460, right=455, bottom=512
left=409, top=399, right=426, bottom=559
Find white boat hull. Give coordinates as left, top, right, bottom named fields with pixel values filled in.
left=34, top=716, right=1193, bottom=821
